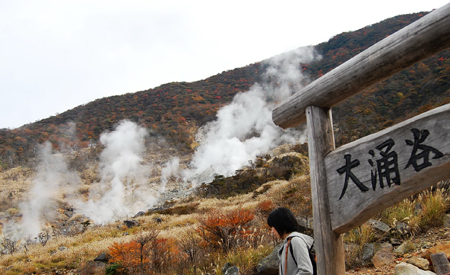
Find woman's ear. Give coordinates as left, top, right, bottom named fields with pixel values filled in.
left=271, top=227, right=281, bottom=239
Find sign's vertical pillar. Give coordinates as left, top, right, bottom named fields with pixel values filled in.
left=306, top=106, right=345, bottom=275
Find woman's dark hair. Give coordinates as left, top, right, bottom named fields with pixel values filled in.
left=267, top=207, right=299, bottom=237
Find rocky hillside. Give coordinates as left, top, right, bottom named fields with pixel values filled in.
left=0, top=9, right=450, bottom=275
left=1, top=11, right=449, bottom=169
left=0, top=151, right=448, bottom=274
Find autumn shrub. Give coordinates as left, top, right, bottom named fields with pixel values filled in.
left=108, top=230, right=159, bottom=274
left=108, top=241, right=145, bottom=274
left=177, top=229, right=206, bottom=274
left=255, top=199, right=275, bottom=216
left=106, top=230, right=188, bottom=274
left=196, top=208, right=256, bottom=253
left=153, top=237, right=186, bottom=273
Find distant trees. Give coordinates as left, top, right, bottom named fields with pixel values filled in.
left=1, top=12, right=449, bottom=169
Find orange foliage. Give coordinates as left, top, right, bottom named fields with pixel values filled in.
left=109, top=241, right=148, bottom=272
left=197, top=208, right=255, bottom=252
left=154, top=237, right=185, bottom=268
left=108, top=236, right=187, bottom=274
left=256, top=199, right=275, bottom=215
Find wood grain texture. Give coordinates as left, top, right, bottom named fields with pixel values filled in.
left=307, top=106, right=345, bottom=275
left=325, top=104, right=450, bottom=234
left=273, top=3, right=450, bottom=128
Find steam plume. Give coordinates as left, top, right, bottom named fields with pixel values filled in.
left=160, top=157, right=180, bottom=193
left=182, top=46, right=318, bottom=186
left=18, top=142, right=81, bottom=238
left=73, top=120, right=157, bottom=224
left=5, top=46, right=319, bottom=240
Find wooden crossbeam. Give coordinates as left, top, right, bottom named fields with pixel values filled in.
left=272, top=3, right=450, bottom=129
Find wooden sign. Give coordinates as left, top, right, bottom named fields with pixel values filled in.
left=325, top=104, right=450, bottom=234
left=270, top=3, right=450, bottom=274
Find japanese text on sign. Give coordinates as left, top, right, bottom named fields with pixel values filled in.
left=337, top=128, right=444, bottom=200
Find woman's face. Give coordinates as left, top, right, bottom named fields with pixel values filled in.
left=271, top=227, right=281, bottom=239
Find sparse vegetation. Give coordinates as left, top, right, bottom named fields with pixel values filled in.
left=1, top=10, right=450, bottom=275
left=0, top=148, right=449, bottom=274
left=376, top=187, right=450, bottom=235
left=343, top=184, right=450, bottom=269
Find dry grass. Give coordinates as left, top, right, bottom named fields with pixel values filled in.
left=419, top=189, right=449, bottom=228
left=343, top=184, right=450, bottom=269
left=223, top=245, right=274, bottom=275
left=0, top=167, right=34, bottom=212
left=2, top=152, right=448, bottom=274
left=0, top=224, right=129, bottom=273
left=0, top=172, right=302, bottom=274
left=376, top=187, right=450, bottom=235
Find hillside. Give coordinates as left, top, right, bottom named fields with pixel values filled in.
left=1, top=12, right=449, bottom=170
left=0, top=146, right=448, bottom=275
left=0, top=10, right=450, bottom=275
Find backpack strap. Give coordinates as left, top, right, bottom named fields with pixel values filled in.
left=288, top=237, right=298, bottom=266
left=284, top=238, right=292, bottom=275
left=287, top=236, right=317, bottom=275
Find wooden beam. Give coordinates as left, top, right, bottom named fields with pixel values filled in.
left=325, top=104, right=450, bottom=234
left=273, top=3, right=450, bottom=129
left=306, top=106, right=345, bottom=275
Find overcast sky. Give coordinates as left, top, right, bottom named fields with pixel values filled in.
left=1, top=0, right=448, bottom=129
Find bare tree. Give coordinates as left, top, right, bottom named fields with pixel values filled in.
left=178, top=229, right=204, bottom=274
left=37, top=229, right=51, bottom=246
left=23, top=236, right=35, bottom=252
left=2, top=238, right=19, bottom=254
left=134, top=229, right=159, bottom=275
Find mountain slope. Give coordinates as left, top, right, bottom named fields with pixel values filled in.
left=1, top=10, right=450, bottom=275
left=1, top=11, right=449, bottom=170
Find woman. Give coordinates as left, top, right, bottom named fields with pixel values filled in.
left=267, top=207, right=315, bottom=275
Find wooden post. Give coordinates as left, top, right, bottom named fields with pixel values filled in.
left=306, top=106, right=345, bottom=275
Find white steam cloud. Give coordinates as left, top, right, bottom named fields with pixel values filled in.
left=73, top=120, right=157, bottom=224
left=4, top=46, right=319, bottom=241
left=160, top=157, right=180, bottom=193
left=182, top=46, right=319, bottom=186
left=18, top=142, right=81, bottom=238
left=9, top=120, right=159, bottom=239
